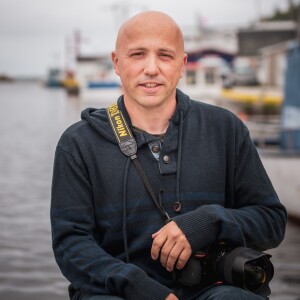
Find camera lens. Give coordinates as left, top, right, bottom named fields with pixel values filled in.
left=220, top=247, right=274, bottom=296
left=244, top=263, right=266, bottom=290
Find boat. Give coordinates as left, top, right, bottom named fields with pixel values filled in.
left=75, top=55, right=122, bottom=103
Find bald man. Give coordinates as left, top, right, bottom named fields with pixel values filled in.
left=51, top=11, right=286, bottom=300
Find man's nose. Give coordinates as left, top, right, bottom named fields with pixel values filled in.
left=144, top=55, right=159, bottom=76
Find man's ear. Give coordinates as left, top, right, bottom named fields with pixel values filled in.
left=111, top=51, right=120, bottom=76
left=180, top=53, right=188, bottom=77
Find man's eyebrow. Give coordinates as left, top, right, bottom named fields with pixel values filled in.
left=159, top=48, right=176, bottom=54
left=127, top=47, right=147, bottom=52
left=159, top=48, right=175, bottom=52
left=126, top=47, right=176, bottom=54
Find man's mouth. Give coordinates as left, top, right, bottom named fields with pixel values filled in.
left=140, top=82, right=161, bottom=88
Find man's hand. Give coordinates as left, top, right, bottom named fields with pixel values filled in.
left=151, top=221, right=192, bottom=272
left=166, top=293, right=178, bottom=300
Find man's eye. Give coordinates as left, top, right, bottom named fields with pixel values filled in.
left=131, top=52, right=144, bottom=57
left=160, top=53, right=172, bottom=58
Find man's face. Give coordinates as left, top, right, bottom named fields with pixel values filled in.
left=112, top=15, right=187, bottom=110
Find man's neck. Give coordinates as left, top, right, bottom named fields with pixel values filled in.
left=124, top=99, right=176, bottom=135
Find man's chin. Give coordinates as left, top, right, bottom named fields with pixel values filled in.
left=137, top=95, right=165, bottom=108
left=140, top=98, right=178, bottom=113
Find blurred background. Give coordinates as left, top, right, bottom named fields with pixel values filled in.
left=0, top=0, right=300, bottom=299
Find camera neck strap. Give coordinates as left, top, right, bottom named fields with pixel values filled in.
left=107, top=103, right=171, bottom=223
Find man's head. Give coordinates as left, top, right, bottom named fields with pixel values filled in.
left=112, top=11, right=187, bottom=110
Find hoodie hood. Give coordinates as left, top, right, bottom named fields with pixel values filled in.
left=81, top=89, right=191, bottom=147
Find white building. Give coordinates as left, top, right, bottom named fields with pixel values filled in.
left=258, top=40, right=291, bottom=88
left=179, top=26, right=237, bottom=98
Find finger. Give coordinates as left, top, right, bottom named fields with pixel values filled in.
left=159, top=238, right=176, bottom=267
left=152, top=221, right=175, bottom=239
left=176, top=248, right=192, bottom=270
left=165, top=293, right=179, bottom=300
left=165, top=244, right=184, bottom=272
left=152, top=227, right=163, bottom=239
left=151, top=234, right=167, bottom=260
left=163, top=235, right=192, bottom=271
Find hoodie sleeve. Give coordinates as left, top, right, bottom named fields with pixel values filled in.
left=51, top=144, right=173, bottom=300
left=173, top=121, right=287, bottom=253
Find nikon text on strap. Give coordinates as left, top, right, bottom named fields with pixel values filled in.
left=107, top=103, right=137, bottom=157
left=107, top=103, right=171, bottom=223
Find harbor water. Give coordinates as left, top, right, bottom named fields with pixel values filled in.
left=0, top=82, right=299, bottom=300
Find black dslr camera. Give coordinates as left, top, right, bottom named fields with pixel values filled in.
left=173, top=244, right=274, bottom=297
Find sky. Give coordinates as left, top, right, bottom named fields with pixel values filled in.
left=0, top=0, right=298, bottom=77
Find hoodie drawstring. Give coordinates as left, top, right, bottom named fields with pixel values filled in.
left=174, top=110, right=184, bottom=213
left=123, top=157, right=131, bottom=263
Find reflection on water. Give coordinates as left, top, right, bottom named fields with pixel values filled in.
left=0, top=82, right=112, bottom=300
left=0, top=82, right=299, bottom=300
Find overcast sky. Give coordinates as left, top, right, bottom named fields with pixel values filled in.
left=0, top=0, right=298, bottom=77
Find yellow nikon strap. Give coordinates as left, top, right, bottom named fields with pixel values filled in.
left=107, top=103, right=137, bottom=157
left=106, top=103, right=171, bottom=223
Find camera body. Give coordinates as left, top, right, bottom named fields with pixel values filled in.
left=173, top=244, right=274, bottom=297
